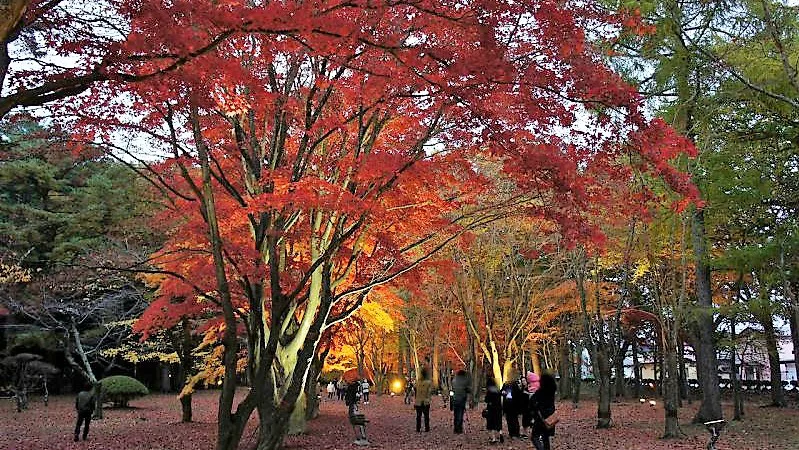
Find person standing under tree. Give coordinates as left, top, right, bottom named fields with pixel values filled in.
left=74, top=384, right=96, bottom=442
left=451, top=370, right=471, bottom=434
left=337, top=378, right=346, bottom=401
left=404, top=378, right=415, bottom=405
left=484, top=375, right=504, bottom=444
left=361, top=378, right=370, bottom=404
left=414, top=368, right=433, bottom=432
left=502, top=369, right=524, bottom=439
left=522, top=372, right=540, bottom=437
left=327, top=381, right=336, bottom=399
left=530, top=373, right=558, bottom=450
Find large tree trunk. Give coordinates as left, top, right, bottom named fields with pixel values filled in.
left=558, top=337, right=572, bottom=400
left=730, top=316, right=744, bottom=420
left=761, top=312, right=786, bottom=407
left=398, top=332, right=406, bottom=378
left=180, top=394, right=193, bottom=423
left=288, top=392, right=308, bottom=435
left=662, top=327, right=680, bottom=438
left=593, top=347, right=612, bottom=428
left=305, top=349, right=327, bottom=421
left=177, top=317, right=194, bottom=423
left=256, top=402, right=293, bottom=450
left=469, top=337, right=480, bottom=409
left=632, top=336, right=641, bottom=399
left=190, top=108, right=257, bottom=450
left=0, top=0, right=28, bottom=44
left=432, top=334, right=440, bottom=389
left=790, top=307, right=799, bottom=387
left=571, top=341, right=582, bottom=407
left=691, top=210, right=723, bottom=423
left=678, top=339, right=689, bottom=405
left=531, top=341, right=542, bottom=374
left=614, top=340, right=629, bottom=399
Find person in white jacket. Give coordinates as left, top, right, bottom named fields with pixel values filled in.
left=327, top=381, right=336, bottom=399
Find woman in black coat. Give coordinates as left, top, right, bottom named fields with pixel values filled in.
left=484, top=375, right=504, bottom=444
left=530, top=373, right=557, bottom=450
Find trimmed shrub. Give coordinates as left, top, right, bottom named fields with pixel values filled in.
left=100, top=375, right=149, bottom=407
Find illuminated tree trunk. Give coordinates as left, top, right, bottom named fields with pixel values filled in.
left=398, top=332, right=406, bottom=378
left=531, top=342, right=542, bottom=375
left=288, top=392, right=308, bottom=435
left=432, top=335, right=440, bottom=389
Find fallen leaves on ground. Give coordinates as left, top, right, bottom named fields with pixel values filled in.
left=2, top=391, right=798, bottom=449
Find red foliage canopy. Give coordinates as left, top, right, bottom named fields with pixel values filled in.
left=16, top=1, right=697, bottom=340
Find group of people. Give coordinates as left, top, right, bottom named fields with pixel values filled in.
left=412, top=368, right=557, bottom=450
left=326, top=378, right=371, bottom=403
left=485, top=371, right=558, bottom=449
left=331, top=368, right=557, bottom=449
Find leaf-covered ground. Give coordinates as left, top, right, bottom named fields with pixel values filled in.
left=2, top=390, right=798, bottom=449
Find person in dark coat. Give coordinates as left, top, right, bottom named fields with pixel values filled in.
left=450, top=370, right=471, bottom=434
left=530, top=373, right=557, bottom=450
left=501, top=369, right=525, bottom=439
left=522, top=371, right=540, bottom=436
left=484, top=375, right=504, bottom=444
left=74, top=384, right=96, bottom=441
left=404, top=378, right=415, bottom=405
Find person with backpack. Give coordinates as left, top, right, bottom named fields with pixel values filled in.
left=74, top=384, right=96, bottom=442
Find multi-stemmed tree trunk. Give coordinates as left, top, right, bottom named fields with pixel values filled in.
left=575, top=258, right=613, bottom=428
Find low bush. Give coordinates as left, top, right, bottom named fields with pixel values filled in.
left=100, top=375, right=149, bottom=407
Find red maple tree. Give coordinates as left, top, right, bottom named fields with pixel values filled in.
left=13, top=1, right=699, bottom=449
